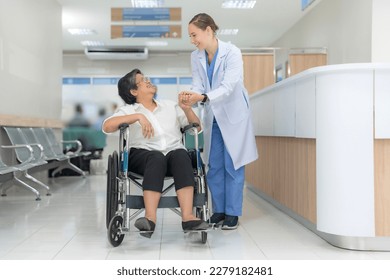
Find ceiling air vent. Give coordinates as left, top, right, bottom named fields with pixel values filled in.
left=84, top=46, right=148, bottom=60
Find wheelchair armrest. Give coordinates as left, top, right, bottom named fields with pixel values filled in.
left=181, top=123, right=200, bottom=134
left=118, top=123, right=129, bottom=131
left=118, top=123, right=130, bottom=152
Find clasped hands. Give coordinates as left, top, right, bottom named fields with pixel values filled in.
left=178, top=91, right=203, bottom=109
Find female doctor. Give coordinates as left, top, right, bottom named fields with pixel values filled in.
left=181, top=13, right=258, bottom=229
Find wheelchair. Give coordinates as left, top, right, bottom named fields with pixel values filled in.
left=106, top=123, right=209, bottom=247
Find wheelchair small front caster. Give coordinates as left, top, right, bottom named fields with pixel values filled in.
left=201, top=231, right=207, bottom=244
left=108, top=215, right=125, bottom=247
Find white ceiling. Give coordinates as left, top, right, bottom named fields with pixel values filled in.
left=58, top=0, right=321, bottom=54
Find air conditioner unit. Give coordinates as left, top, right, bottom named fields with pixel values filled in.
left=84, top=46, right=148, bottom=60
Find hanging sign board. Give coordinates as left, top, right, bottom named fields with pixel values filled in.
left=111, top=8, right=181, bottom=21
left=111, top=25, right=181, bottom=38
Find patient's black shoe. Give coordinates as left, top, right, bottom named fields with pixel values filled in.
left=134, top=217, right=155, bottom=238
left=182, top=219, right=209, bottom=232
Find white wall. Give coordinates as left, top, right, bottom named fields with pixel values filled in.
left=272, top=0, right=373, bottom=64
left=371, top=0, right=390, bottom=62
left=0, top=0, right=62, bottom=119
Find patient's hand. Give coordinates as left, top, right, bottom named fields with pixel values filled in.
left=179, top=92, right=192, bottom=111
left=179, top=91, right=200, bottom=109
left=138, top=114, right=154, bottom=139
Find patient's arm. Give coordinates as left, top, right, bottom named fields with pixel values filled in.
left=102, top=113, right=154, bottom=138
left=178, top=93, right=201, bottom=131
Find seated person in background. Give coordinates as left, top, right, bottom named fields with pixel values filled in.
left=93, top=107, right=107, bottom=131
left=102, top=68, right=208, bottom=238
left=68, top=103, right=90, bottom=128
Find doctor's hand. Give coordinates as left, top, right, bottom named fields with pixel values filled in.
left=137, top=114, right=154, bottom=139
left=179, top=91, right=203, bottom=107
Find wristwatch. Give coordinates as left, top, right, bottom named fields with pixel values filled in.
left=201, top=94, right=208, bottom=103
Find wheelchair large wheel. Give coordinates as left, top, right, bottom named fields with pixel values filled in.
left=195, top=163, right=209, bottom=220
left=108, top=215, right=125, bottom=247
left=201, top=163, right=209, bottom=202
left=200, top=163, right=208, bottom=244
left=106, top=151, right=119, bottom=229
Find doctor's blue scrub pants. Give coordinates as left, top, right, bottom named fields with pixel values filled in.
left=207, top=120, right=245, bottom=216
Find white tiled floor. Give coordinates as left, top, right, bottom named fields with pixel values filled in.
left=2, top=172, right=390, bottom=260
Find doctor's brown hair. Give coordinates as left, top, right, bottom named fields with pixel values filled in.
left=189, top=13, right=219, bottom=34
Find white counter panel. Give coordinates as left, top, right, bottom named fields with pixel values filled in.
left=253, top=91, right=274, bottom=136
left=274, top=85, right=296, bottom=137
left=375, top=69, right=390, bottom=139
left=316, top=70, right=375, bottom=237
left=250, top=96, right=261, bottom=136
left=295, top=77, right=316, bottom=138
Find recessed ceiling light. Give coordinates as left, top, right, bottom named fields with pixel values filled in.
left=81, top=41, right=104, bottom=47
left=218, top=29, right=239, bottom=35
left=131, top=0, right=164, bottom=8
left=68, top=28, right=96, bottom=35
left=222, top=0, right=256, bottom=9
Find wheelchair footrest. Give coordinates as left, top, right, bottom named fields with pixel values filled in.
left=126, top=193, right=206, bottom=209
left=183, top=228, right=210, bottom=233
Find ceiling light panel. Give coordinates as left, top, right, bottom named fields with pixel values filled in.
left=68, top=28, right=96, bottom=35
left=222, top=0, right=256, bottom=9
left=218, top=29, right=239, bottom=35
left=81, top=41, right=105, bottom=47
left=131, top=0, right=164, bottom=8
left=146, top=41, right=169, bottom=47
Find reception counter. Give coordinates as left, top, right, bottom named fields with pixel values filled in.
left=246, top=63, right=390, bottom=251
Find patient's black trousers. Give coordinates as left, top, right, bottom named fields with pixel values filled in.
left=129, top=148, right=195, bottom=192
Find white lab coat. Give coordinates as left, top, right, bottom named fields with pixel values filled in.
left=190, top=39, right=258, bottom=170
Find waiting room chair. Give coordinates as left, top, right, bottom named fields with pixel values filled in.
left=31, top=127, right=87, bottom=177
left=0, top=144, right=45, bottom=201
left=2, top=127, right=51, bottom=197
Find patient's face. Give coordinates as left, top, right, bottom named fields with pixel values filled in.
left=135, top=74, right=157, bottom=95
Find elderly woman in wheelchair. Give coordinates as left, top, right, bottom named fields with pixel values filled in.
left=103, top=69, right=208, bottom=240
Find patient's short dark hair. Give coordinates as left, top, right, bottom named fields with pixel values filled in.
left=118, top=69, right=141, bottom=105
